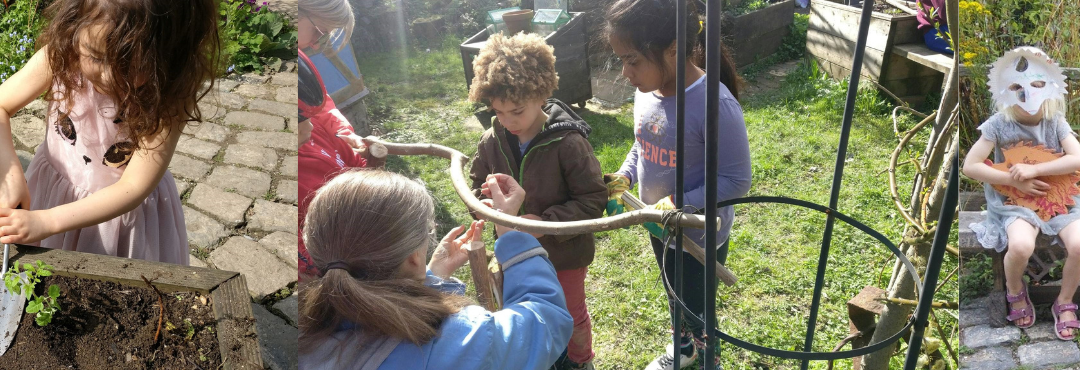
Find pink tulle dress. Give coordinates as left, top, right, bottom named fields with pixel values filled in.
left=23, top=80, right=189, bottom=265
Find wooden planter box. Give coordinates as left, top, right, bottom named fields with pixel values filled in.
left=6, top=245, right=263, bottom=369
left=461, top=12, right=592, bottom=110
left=807, top=1, right=925, bottom=96
left=724, top=0, right=795, bottom=67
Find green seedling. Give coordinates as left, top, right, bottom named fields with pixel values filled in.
left=3, top=260, right=61, bottom=326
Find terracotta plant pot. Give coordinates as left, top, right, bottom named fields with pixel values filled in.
left=502, top=10, right=534, bottom=35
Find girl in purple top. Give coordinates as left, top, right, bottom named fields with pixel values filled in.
left=603, top=0, right=751, bottom=368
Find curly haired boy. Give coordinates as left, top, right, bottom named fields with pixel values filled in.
left=468, top=33, right=606, bottom=370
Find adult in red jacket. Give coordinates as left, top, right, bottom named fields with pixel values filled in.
left=298, top=0, right=379, bottom=280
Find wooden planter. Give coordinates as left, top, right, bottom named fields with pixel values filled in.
left=807, top=1, right=925, bottom=96
left=7, top=245, right=263, bottom=369
left=461, top=12, right=592, bottom=113
left=723, top=0, right=795, bottom=67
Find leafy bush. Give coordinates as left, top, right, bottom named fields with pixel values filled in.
left=219, top=0, right=297, bottom=73
left=0, top=0, right=46, bottom=84
left=959, top=253, right=993, bottom=302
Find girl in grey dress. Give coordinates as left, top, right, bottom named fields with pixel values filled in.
left=963, top=46, right=1080, bottom=340
left=964, top=90, right=1080, bottom=340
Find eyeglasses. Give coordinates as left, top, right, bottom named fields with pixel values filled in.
left=314, top=25, right=331, bottom=47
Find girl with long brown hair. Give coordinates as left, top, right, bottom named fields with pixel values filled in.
left=299, top=170, right=573, bottom=370
left=0, top=0, right=220, bottom=264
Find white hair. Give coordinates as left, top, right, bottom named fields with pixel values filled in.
left=299, top=0, right=355, bottom=52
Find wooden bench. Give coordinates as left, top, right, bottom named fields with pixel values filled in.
left=882, top=42, right=953, bottom=107
left=959, top=191, right=1075, bottom=327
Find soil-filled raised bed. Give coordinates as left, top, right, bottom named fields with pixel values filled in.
left=0, top=245, right=262, bottom=369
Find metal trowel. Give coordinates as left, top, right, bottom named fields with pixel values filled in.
left=0, top=243, right=26, bottom=356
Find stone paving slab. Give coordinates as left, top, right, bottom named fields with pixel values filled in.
left=274, top=294, right=298, bottom=326
left=169, top=154, right=212, bottom=180
left=252, top=303, right=298, bottom=370
left=1025, top=321, right=1057, bottom=342
left=225, top=143, right=279, bottom=171
left=960, top=306, right=989, bottom=328
left=183, top=206, right=229, bottom=249
left=963, top=324, right=1022, bottom=349
left=177, top=135, right=222, bottom=160
left=188, top=184, right=253, bottom=226
left=197, top=102, right=227, bottom=122
left=259, top=231, right=298, bottom=269
left=236, top=131, right=298, bottom=150
left=275, top=86, right=297, bottom=103
left=189, top=254, right=207, bottom=268
left=249, top=99, right=299, bottom=119
left=206, top=165, right=272, bottom=199
left=271, top=72, right=298, bottom=87
left=176, top=180, right=191, bottom=195
left=11, top=115, right=44, bottom=150
left=960, top=346, right=1017, bottom=370
left=210, top=92, right=246, bottom=110
left=215, top=79, right=240, bottom=93
left=234, top=84, right=273, bottom=100
left=1018, top=340, right=1080, bottom=368
left=248, top=200, right=298, bottom=234
left=209, top=237, right=294, bottom=300
left=226, top=111, right=286, bottom=132
left=280, top=156, right=297, bottom=178
left=190, top=121, right=229, bottom=142
left=277, top=180, right=298, bottom=205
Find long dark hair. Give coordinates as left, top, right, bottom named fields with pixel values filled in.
left=604, top=0, right=740, bottom=100
left=39, top=0, right=221, bottom=148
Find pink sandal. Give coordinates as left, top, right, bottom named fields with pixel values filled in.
left=1006, top=287, right=1035, bottom=329
left=1052, top=301, right=1080, bottom=340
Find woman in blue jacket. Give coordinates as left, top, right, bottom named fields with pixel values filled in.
left=298, top=169, right=572, bottom=370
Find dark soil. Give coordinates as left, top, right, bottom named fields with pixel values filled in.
left=0, top=275, right=222, bottom=369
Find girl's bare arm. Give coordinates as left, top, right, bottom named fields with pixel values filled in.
left=0, top=48, right=52, bottom=210
left=0, top=119, right=183, bottom=244
left=962, top=137, right=1013, bottom=185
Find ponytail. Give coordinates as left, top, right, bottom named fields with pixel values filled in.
left=299, top=270, right=470, bottom=354
left=298, top=170, right=471, bottom=355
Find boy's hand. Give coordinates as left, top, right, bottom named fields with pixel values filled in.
left=0, top=209, right=53, bottom=244
left=644, top=195, right=676, bottom=240
left=604, top=174, right=631, bottom=217
left=1009, top=163, right=1039, bottom=181
left=520, top=214, right=544, bottom=238
left=1013, top=177, right=1050, bottom=197
left=429, top=220, right=485, bottom=279
left=484, top=174, right=527, bottom=236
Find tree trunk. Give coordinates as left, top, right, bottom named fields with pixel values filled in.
left=860, top=25, right=959, bottom=367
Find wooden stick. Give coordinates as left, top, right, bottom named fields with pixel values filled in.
left=467, top=241, right=500, bottom=311
left=877, top=297, right=958, bottom=309
left=369, top=139, right=712, bottom=235
left=140, top=275, right=165, bottom=343
left=620, top=192, right=738, bottom=287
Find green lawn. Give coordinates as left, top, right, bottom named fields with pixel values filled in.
left=358, top=37, right=958, bottom=370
